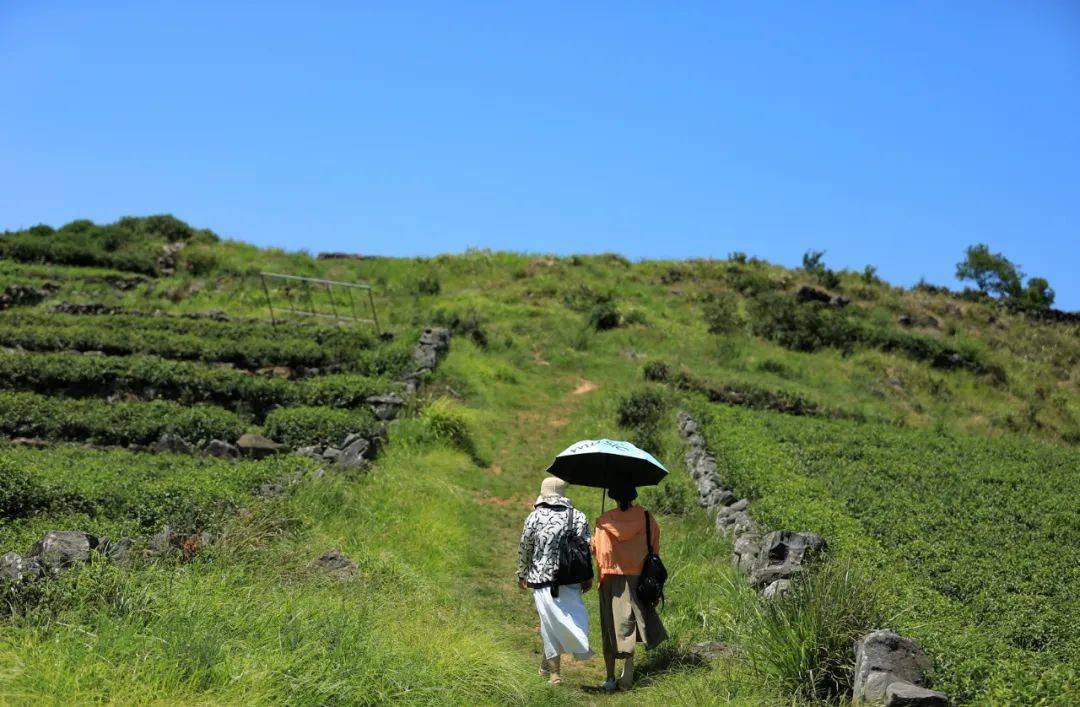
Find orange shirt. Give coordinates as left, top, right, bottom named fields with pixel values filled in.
left=591, top=505, right=660, bottom=584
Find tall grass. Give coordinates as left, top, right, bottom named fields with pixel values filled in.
left=722, top=560, right=890, bottom=702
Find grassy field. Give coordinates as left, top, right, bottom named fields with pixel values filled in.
left=0, top=216, right=1077, bottom=704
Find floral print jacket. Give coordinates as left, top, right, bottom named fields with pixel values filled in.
left=516, top=496, right=591, bottom=585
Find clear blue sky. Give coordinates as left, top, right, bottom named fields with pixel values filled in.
left=2, top=2, right=1078, bottom=308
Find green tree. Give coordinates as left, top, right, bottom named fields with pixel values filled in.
left=955, top=244, right=1022, bottom=299
left=1020, top=277, right=1055, bottom=311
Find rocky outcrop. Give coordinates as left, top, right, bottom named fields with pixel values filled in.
left=402, top=327, right=451, bottom=393
left=0, top=284, right=58, bottom=310
left=853, top=630, right=947, bottom=705
left=0, top=530, right=132, bottom=595
left=749, top=530, right=826, bottom=588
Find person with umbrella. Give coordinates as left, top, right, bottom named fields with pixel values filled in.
left=515, top=476, right=595, bottom=685
left=546, top=439, right=670, bottom=692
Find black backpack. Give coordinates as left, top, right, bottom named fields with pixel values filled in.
left=637, top=510, right=667, bottom=608
left=555, top=506, right=594, bottom=587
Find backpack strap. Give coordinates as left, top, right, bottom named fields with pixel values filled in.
left=644, top=509, right=654, bottom=556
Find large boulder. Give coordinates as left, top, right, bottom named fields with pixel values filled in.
left=236, top=433, right=283, bottom=459
left=853, top=630, right=934, bottom=704
left=749, top=530, right=826, bottom=587
left=28, top=530, right=99, bottom=569
left=732, top=533, right=763, bottom=574
left=98, top=536, right=134, bottom=564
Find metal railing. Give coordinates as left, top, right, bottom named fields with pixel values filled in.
left=258, top=271, right=381, bottom=334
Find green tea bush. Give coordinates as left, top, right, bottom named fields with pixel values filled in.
left=617, top=387, right=668, bottom=455
left=263, top=406, right=376, bottom=447
left=0, top=392, right=244, bottom=446
left=701, top=404, right=1080, bottom=703
left=0, top=215, right=215, bottom=274
left=0, top=312, right=397, bottom=372
left=0, top=458, right=48, bottom=518
left=587, top=302, right=621, bottom=331
left=639, top=479, right=693, bottom=516
left=0, top=352, right=396, bottom=415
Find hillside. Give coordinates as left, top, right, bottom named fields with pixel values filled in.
left=0, top=216, right=1077, bottom=705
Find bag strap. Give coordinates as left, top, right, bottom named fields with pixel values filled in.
left=644, top=509, right=654, bottom=556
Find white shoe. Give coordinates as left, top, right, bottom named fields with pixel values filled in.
left=602, top=679, right=618, bottom=692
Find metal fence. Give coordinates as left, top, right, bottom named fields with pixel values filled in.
left=258, top=272, right=381, bottom=334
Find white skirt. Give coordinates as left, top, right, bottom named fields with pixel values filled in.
left=532, top=584, right=594, bottom=660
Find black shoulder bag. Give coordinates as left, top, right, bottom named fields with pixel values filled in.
left=637, top=510, right=667, bottom=608
left=555, top=507, right=594, bottom=590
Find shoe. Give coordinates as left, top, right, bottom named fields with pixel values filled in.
left=601, top=679, right=618, bottom=692
left=549, top=674, right=562, bottom=686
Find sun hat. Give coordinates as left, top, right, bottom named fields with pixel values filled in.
left=535, top=474, right=570, bottom=502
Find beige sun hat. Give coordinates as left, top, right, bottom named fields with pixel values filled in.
left=535, top=476, right=568, bottom=505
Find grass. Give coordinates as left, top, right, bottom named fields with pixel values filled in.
left=0, top=216, right=1077, bottom=703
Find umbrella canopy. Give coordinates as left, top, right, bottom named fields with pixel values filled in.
left=546, top=439, right=668, bottom=488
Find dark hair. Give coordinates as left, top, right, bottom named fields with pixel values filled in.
left=608, top=485, right=638, bottom=511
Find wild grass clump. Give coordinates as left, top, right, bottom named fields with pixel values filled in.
left=420, top=398, right=486, bottom=465
left=727, top=560, right=888, bottom=702
left=702, top=291, right=744, bottom=335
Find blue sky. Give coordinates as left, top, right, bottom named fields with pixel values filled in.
left=2, top=2, right=1078, bottom=308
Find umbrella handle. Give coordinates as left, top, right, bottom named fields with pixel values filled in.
left=600, top=487, right=606, bottom=515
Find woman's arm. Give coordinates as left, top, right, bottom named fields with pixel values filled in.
left=516, top=513, right=536, bottom=581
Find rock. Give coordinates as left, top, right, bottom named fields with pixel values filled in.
left=28, top=530, right=99, bottom=569
left=731, top=533, right=762, bottom=574
left=749, top=530, right=826, bottom=587
left=314, top=549, right=358, bottom=579
left=205, top=439, right=240, bottom=459
left=761, top=579, right=791, bottom=600
left=256, top=366, right=293, bottom=379
left=366, top=393, right=405, bottom=421
left=336, top=436, right=371, bottom=470
left=146, top=526, right=179, bottom=555
left=795, top=285, right=833, bottom=304
left=720, top=498, right=749, bottom=515
left=255, top=482, right=284, bottom=497
left=321, top=447, right=343, bottom=462
left=884, top=681, right=949, bottom=706
left=687, top=641, right=729, bottom=664
left=411, top=327, right=452, bottom=370
left=0, top=284, right=52, bottom=310
left=830, top=295, right=851, bottom=308
left=11, top=437, right=49, bottom=448
left=50, top=302, right=121, bottom=315
left=853, top=630, right=934, bottom=704
left=0, top=551, right=44, bottom=583
left=236, top=433, right=283, bottom=459
left=98, top=536, right=134, bottom=563
left=295, top=445, right=323, bottom=459
left=153, top=433, right=192, bottom=455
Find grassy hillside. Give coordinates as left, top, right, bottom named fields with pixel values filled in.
left=0, top=216, right=1076, bottom=704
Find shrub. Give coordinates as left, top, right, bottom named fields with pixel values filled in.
left=562, top=284, right=612, bottom=312
left=802, top=250, right=826, bottom=274
left=702, top=291, right=743, bottom=335
left=263, top=406, right=376, bottom=447
left=728, top=251, right=748, bottom=264
left=616, top=389, right=667, bottom=430
left=587, top=302, right=621, bottom=331
left=642, top=360, right=670, bottom=382
left=748, top=294, right=858, bottom=353
left=861, top=265, right=878, bottom=284
left=416, top=273, right=441, bottom=296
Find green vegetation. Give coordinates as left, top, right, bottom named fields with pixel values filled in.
left=696, top=402, right=1079, bottom=702
left=0, top=215, right=1076, bottom=703
left=0, top=351, right=394, bottom=416
left=956, top=243, right=1056, bottom=311
left=263, top=406, right=377, bottom=448
left=0, top=391, right=245, bottom=446
left=0, top=215, right=216, bottom=274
